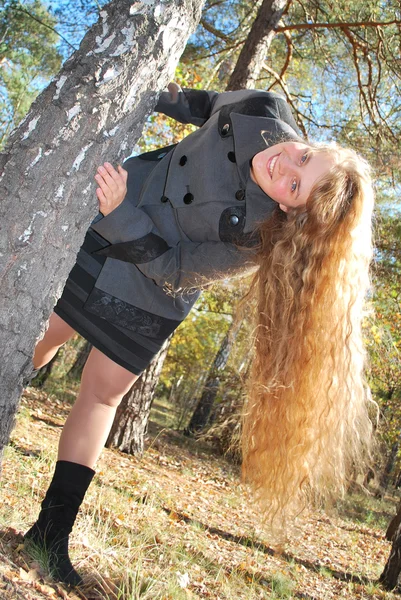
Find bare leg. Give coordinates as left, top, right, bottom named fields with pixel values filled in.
left=25, top=346, right=138, bottom=586
left=58, top=347, right=139, bottom=467
left=33, top=312, right=76, bottom=369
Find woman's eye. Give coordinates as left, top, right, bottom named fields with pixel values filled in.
left=300, top=153, right=308, bottom=164
left=291, top=179, right=297, bottom=193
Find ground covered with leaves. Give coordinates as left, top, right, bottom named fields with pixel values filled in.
left=0, top=383, right=400, bottom=600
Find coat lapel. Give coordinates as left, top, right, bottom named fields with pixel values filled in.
left=230, top=112, right=303, bottom=231
left=230, top=112, right=302, bottom=181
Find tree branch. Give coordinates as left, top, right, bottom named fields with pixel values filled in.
left=262, top=62, right=308, bottom=137
left=13, top=6, right=77, bottom=52
left=278, top=27, right=293, bottom=81
left=276, top=19, right=401, bottom=33
left=200, top=18, right=231, bottom=42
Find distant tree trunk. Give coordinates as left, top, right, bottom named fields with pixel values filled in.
left=67, top=340, right=92, bottom=380
left=380, top=522, right=401, bottom=590
left=226, top=0, right=289, bottom=90
left=0, top=0, right=205, bottom=464
left=30, top=350, right=60, bottom=388
left=379, top=430, right=401, bottom=493
left=198, top=355, right=251, bottom=458
left=106, top=339, right=170, bottom=456
left=185, top=320, right=241, bottom=434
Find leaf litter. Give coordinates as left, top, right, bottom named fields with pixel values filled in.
left=0, top=387, right=399, bottom=599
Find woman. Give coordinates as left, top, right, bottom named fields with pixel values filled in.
left=24, top=83, right=375, bottom=585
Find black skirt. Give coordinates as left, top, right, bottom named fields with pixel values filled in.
left=54, top=229, right=174, bottom=375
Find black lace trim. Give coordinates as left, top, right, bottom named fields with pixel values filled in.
left=84, top=288, right=180, bottom=339
left=94, top=233, right=170, bottom=264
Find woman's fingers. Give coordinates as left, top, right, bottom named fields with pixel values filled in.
left=95, top=162, right=128, bottom=216
left=95, top=186, right=106, bottom=202
left=96, top=163, right=120, bottom=191
left=167, top=81, right=181, bottom=101
left=118, top=164, right=128, bottom=183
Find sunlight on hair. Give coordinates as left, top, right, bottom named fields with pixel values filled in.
left=241, top=143, right=376, bottom=535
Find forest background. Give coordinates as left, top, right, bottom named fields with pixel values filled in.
left=1, top=0, right=401, bottom=597
left=2, top=0, right=401, bottom=517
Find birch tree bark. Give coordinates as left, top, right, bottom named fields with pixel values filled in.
left=0, top=0, right=205, bottom=462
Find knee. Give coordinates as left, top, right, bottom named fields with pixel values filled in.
left=88, top=379, right=127, bottom=409
left=80, top=348, right=139, bottom=409
left=82, top=369, right=137, bottom=409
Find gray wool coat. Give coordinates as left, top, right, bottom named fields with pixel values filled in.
left=84, top=88, right=302, bottom=339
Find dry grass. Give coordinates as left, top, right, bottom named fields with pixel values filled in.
left=0, top=382, right=400, bottom=599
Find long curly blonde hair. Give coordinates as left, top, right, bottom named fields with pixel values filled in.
left=242, top=143, right=375, bottom=526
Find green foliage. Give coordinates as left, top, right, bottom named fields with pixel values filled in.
left=4, top=0, right=401, bottom=483
left=269, top=571, right=296, bottom=598
left=187, top=0, right=401, bottom=188
left=0, top=0, right=62, bottom=147
left=157, top=288, right=235, bottom=429
left=366, top=210, right=401, bottom=460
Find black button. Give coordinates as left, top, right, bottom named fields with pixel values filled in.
left=183, top=193, right=194, bottom=205
left=227, top=151, right=236, bottom=163
left=235, top=189, right=245, bottom=201
left=179, top=155, right=187, bottom=166
left=229, top=215, right=239, bottom=226
left=161, top=195, right=169, bottom=203
left=221, top=123, right=230, bottom=136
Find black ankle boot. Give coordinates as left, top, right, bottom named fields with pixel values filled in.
left=25, top=460, right=95, bottom=586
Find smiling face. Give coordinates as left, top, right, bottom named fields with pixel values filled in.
left=251, top=141, right=335, bottom=212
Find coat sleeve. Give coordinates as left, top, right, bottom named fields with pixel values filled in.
left=91, top=202, right=257, bottom=292
left=155, top=86, right=300, bottom=133
left=127, top=241, right=256, bottom=292
left=154, top=88, right=219, bottom=126
left=91, top=198, right=156, bottom=243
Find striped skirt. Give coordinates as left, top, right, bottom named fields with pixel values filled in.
left=54, top=229, right=172, bottom=375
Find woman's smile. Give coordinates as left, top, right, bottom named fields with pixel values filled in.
left=267, top=154, right=280, bottom=178
left=251, top=141, right=335, bottom=212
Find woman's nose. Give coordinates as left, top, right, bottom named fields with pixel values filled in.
left=278, top=151, right=297, bottom=176
left=278, top=152, right=293, bottom=175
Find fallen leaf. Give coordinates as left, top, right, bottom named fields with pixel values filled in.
left=19, top=567, right=41, bottom=582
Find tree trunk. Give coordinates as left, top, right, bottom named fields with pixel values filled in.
left=106, top=339, right=170, bottom=456
left=380, top=521, right=401, bottom=590
left=379, top=429, right=401, bottom=494
left=185, top=319, right=241, bottom=434
left=67, top=340, right=92, bottom=380
left=226, top=0, right=289, bottom=90
left=386, top=500, right=401, bottom=542
left=0, top=0, right=205, bottom=462
left=185, top=0, right=290, bottom=434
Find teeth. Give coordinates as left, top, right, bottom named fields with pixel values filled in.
left=269, top=155, right=278, bottom=177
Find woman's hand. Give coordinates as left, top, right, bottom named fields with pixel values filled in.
left=167, top=81, right=182, bottom=102
left=95, top=162, right=128, bottom=216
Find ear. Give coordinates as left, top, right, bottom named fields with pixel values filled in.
left=279, top=203, right=289, bottom=213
